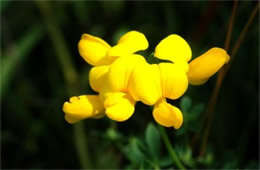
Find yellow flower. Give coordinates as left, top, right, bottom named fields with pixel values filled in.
left=63, top=31, right=148, bottom=123
left=63, top=95, right=105, bottom=123
left=153, top=99, right=183, bottom=128
left=128, top=34, right=229, bottom=129
left=187, top=47, right=230, bottom=85
left=78, top=30, right=148, bottom=66
left=98, top=54, right=147, bottom=122
left=93, top=53, right=188, bottom=128
left=130, top=61, right=188, bottom=129
left=63, top=31, right=230, bottom=129
left=154, top=34, right=192, bottom=72
left=123, top=35, right=190, bottom=129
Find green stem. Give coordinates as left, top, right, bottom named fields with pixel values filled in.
left=36, top=1, right=78, bottom=87
left=224, top=0, right=237, bottom=51
left=157, top=125, right=185, bottom=170
left=74, top=122, right=92, bottom=169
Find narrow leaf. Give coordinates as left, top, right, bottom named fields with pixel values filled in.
left=145, top=123, right=160, bottom=160
left=180, top=96, right=192, bottom=113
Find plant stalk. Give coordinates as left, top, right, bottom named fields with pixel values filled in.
left=157, top=125, right=185, bottom=170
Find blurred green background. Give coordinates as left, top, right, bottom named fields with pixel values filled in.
left=1, top=1, right=259, bottom=169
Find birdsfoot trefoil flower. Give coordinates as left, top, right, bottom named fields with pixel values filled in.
left=63, top=31, right=230, bottom=129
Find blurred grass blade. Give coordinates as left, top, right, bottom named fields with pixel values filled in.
left=1, top=23, right=44, bottom=98
left=36, top=1, right=78, bottom=89
left=36, top=1, right=91, bottom=169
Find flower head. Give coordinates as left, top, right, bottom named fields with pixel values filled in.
left=98, top=54, right=147, bottom=122
left=140, top=35, right=229, bottom=129
left=63, top=31, right=149, bottom=123
left=127, top=35, right=190, bottom=129
left=62, top=31, right=230, bottom=130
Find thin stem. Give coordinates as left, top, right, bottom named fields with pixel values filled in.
left=74, top=122, right=92, bottom=169
left=224, top=1, right=259, bottom=76
left=199, top=1, right=259, bottom=156
left=36, top=1, right=92, bottom=169
left=157, top=125, right=185, bottom=170
left=224, top=0, right=238, bottom=51
left=36, top=1, right=78, bottom=87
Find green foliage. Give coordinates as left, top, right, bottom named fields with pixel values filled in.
left=118, top=123, right=162, bottom=169
left=175, top=96, right=204, bottom=136
left=180, top=95, right=192, bottom=113
left=145, top=123, right=160, bottom=160
left=110, top=123, right=224, bottom=169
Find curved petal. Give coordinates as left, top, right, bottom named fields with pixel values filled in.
left=187, top=47, right=230, bottom=85
left=63, top=95, right=105, bottom=123
left=154, top=34, right=192, bottom=70
left=107, top=31, right=148, bottom=59
left=103, top=92, right=126, bottom=107
left=78, top=34, right=112, bottom=66
left=128, top=63, right=162, bottom=105
left=104, top=92, right=135, bottom=122
left=89, top=65, right=110, bottom=92
left=153, top=99, right=183, bottom=129
left=159, top=63, right=188, bottom=100
left=105, top=54, right=147, bottom=92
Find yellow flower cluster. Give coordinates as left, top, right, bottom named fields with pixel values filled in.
left=63, top=31, right=230, bottom=129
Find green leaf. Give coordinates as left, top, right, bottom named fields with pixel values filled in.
left=145, top=123, right=160, bottom=160
left=106, top=127, right=122, bottom=141
left=174, top=124, right=188, bottom=136
left=177, top=145, right=196, bottom=168
left=159, top=156, right=173, bottom=167
left=180, top=96, right=192, bottom=113
left=197, top=152, right=214, bottom=166
left=123, top=137, right=146, bottom=165
left=189, top=103, right=204, bottom=120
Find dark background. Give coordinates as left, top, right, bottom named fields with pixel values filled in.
left=1, top=1, right=259, bottom=169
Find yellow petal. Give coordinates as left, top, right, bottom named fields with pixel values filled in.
left=153, top=99, right=183, bottom=129
left=107, top=31, right=148, bottom=58
left=89, top=65, right=110, bottom=92
left=187, top=47, right=230, bottom=85
left=154, top=34, right=192, bottom=69
left=104, top=93, right=135, bottom=122
left=128, top=63, right=162, bottom=105
left=103, top=92, right=126, bottom=107
left=63, top=95, right=105, bottom=123
left=78, top=34, right=112, bottom=66
left=159, top=63, right=188, bottom=100
left=105, top=54, right=147, bottom=92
